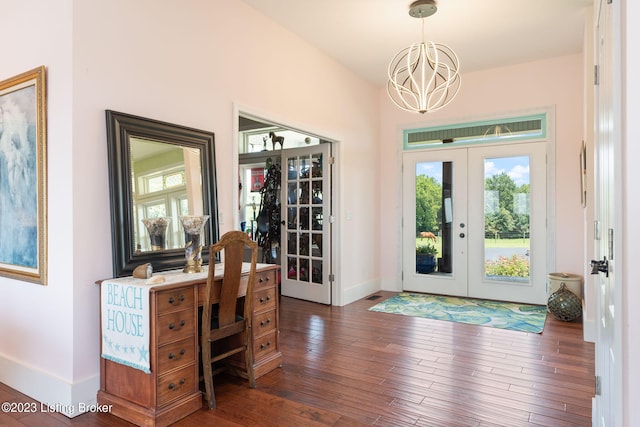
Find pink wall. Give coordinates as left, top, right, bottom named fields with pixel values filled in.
left=1, top=0, right=381, bottom=413
left=378, top=54, right=586, bottom=290
left=0, top=0, right=76, bottom=405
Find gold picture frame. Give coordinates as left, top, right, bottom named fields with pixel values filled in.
left=0, top=66, right=47, bottom=285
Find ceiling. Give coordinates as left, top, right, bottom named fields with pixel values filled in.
left=239, top=0, right=592, bottom=87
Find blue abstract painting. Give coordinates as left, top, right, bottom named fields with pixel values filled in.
left=0, top=85, right=38, bottom=270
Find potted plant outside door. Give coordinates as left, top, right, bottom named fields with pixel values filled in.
left=416, top=241, right=438, bottom=274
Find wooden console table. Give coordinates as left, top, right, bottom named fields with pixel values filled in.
left=97, top=263, right=281, bottom=427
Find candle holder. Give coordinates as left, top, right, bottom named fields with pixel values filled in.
left=180, top=215, right=210, bottom=273
left=141, top=217, right=171, bottom=251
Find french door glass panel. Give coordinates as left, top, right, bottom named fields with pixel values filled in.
left=482, top=155, right=531, bottom=284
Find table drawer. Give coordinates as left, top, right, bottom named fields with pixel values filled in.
left=255, top=269, right=276, bottom=290
left=157, top=364, right=197, bottom=406
left=253, top=287, right=276, bottom=312
left=156, top=289, right=195, bottom=315
left=254, top=330, right=277, bottom=359
left=158, top=337, right=196, bottom=374
left=253, top=309, right=276, bottom=336
left=157, top=310, right=195, bottom=345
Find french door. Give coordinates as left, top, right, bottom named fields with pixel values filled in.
left=403, top=148, right=468, bottom=296
left=280, top=143, right=332, bottom=304
left=402, top=142, right=548, bottom=304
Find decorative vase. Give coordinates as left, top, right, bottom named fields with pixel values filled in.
left=547, top=283, right=582, bottom=322
left=180, top=215, right=209, bottom=273
left=416, top=253, right=437, bottom=274
left=142, top=217, right=170, bottom=251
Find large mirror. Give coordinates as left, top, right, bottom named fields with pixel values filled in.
left=106, top=110, right=219, bottom=277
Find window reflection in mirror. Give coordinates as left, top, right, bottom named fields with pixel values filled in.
left=130, top=138, right=203, bottom=253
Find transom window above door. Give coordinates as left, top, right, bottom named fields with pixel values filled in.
left=404, top=113, right=546, bottom=150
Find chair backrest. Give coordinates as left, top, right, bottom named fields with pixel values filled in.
left=205, top=231, right=258, bottom=328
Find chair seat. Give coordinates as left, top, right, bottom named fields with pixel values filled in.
left=207, top=318, right=246, bottom=342
left=210, top=312, right=244, bottom=329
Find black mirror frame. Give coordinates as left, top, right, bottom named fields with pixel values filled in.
left=106, top=110, right=219, bottom=277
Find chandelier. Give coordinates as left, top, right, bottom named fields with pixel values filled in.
left=387, top=0, right=461, bottom=114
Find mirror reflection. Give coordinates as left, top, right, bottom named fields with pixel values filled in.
left=131, top=138, right=203, bottom=253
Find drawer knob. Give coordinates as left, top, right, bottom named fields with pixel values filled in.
left=168, top=320, right=186, bottom=330
left=168, top=294, right=185, bottom=305
left=260, top=341, right=272, bottom=350
left=260, top=318, right=272, bottom=327
left=168, top=349, right=186, bottom=360
left=259, top=295, right=271, bottom=304
left=168, top=378, right=186, bottom=390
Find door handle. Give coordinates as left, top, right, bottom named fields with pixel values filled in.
left=590, top=257, right=609, bottom=278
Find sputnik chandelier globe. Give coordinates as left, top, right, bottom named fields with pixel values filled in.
left=387, top=0, right=461, bottom=114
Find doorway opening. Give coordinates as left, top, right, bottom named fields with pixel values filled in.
left=237, top=114, right=334, bottom=305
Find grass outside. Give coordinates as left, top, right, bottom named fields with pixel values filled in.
left=484, top=238, right=530, bottom=248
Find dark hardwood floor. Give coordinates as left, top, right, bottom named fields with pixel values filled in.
left=0, top=291, right=595, bottom=426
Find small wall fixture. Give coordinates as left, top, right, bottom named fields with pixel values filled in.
left=483, top=125, right=512, bottom=137
left=387, top=0, right=461, bottom=114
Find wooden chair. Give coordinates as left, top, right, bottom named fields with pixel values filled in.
left=201, top=230, right=257, bottom=409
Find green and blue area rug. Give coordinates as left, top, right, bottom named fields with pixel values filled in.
left=369, top=292, right=547, bottom=333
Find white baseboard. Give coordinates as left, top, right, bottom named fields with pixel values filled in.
left=340, top=279, right=381, bottom=306
left=0, top=354, right=99, bottom=418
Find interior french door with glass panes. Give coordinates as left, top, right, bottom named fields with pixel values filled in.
left=403, top=142, right=547, bottom=304
left=280, top=143, right=332, bottom=304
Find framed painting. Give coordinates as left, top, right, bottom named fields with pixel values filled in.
left=0, top=66, right=47, bottom=285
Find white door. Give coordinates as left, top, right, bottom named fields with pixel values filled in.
left=593, top=0, right=621, bottom=424
left=402, top=142, right=547, bottom=304
left=280, top=143, right=332, bottom=304
left=402, top=148, right=468, bottom=296
left=467, top=143, right=547, bottom=304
